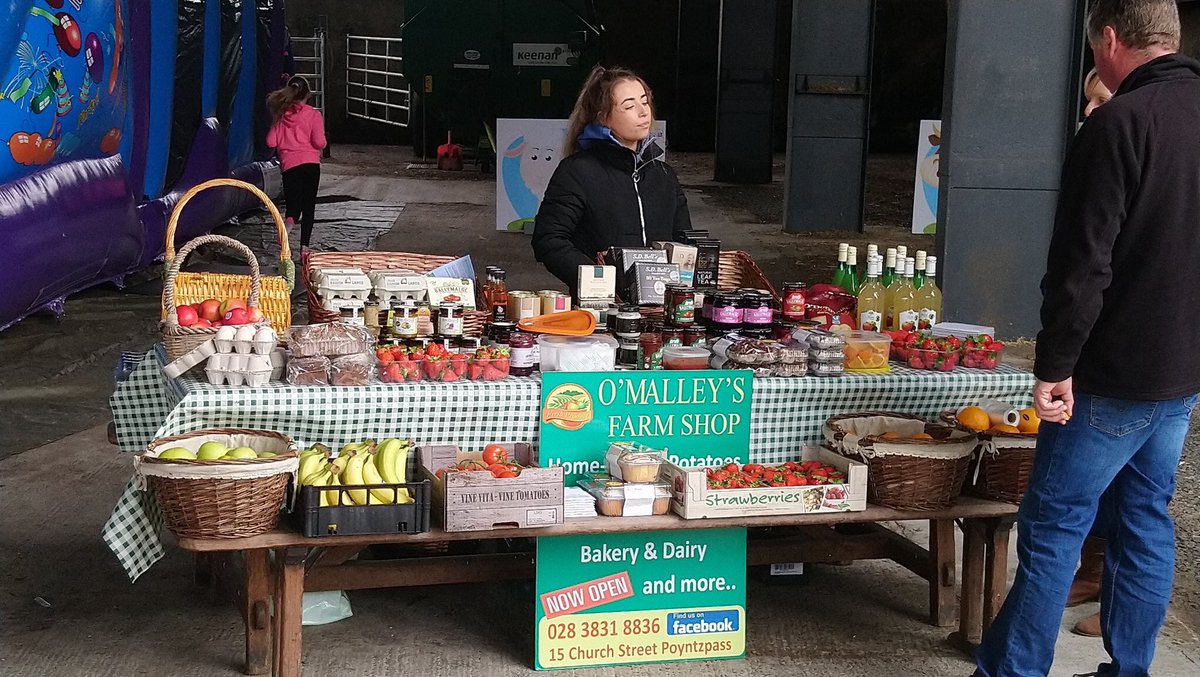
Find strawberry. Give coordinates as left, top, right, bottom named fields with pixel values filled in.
left=470, top=362, right=485, bottom=380
left=385, top=363, right=402, bottom=383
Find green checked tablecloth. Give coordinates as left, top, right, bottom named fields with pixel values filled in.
left=103, top=346, right=1034, bottom=581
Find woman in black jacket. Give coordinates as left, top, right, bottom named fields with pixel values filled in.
left=532, top=66, right=692, bottom=292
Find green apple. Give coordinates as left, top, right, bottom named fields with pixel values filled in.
left=223, top=446, right=259, bottom=460
left=197, top=441, right=228, bottom=460
left=257, top=451, right=278, bottom=458
left=158, top=447, right=197, bottom=460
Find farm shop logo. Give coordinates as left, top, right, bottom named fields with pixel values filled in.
left=512, top=43, right=578, bottom=67
left=542, top=384, right=593, bottom=431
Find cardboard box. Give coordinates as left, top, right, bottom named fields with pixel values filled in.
left=419, top=443, right=564, bottom=532
left=631, top=261, right=681, bottom=305
left=577, top=265, right=617, bottom=301
left=427, top=277, right=477, bottom=310
left=654, top=242, right=697, bottom=286
left=693, top=239, right=721, bottom=288
left=664, top=447, right=867, bottom=519
left=613, top=248, right=668, bottom=297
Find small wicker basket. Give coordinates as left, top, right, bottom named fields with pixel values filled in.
left=823, top=412, right=977, bottom=511
left=303, top=250, right=490, bottom=336
left=160, top=178, right=295, bottom=332
left=136, top=428, right=299, bottom=539
left=941, top=410, right=1038, bottom=505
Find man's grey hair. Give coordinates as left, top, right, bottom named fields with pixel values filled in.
left=1086, top=0, right=1180, bottom=51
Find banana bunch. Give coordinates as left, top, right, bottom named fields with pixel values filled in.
left=298, top=438, right=415, bottom=507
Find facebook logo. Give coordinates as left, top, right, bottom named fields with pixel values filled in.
left=666, top=610, right=740, bottom=635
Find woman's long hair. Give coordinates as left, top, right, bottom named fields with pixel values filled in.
left=266, top=75, right=312, bottom=122
left=563, top=65, right=654, bottom=156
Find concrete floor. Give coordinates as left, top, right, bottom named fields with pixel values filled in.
left=1, top=147, right=1199, bottom=675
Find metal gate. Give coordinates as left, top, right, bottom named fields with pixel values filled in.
left=291, top=29, right=326, bottom=115
left=345, top=35, right=411, bottom=127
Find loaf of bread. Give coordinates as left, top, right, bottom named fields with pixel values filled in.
left=286, top=356, right=330, bottom=386
left=330, top=352, right=375, bottom=386
left=286, top=323, right=375, bottom=358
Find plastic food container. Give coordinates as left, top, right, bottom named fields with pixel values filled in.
left=907, top=347, right=961, bottom=372
left=809, top=347, right=846, bottom=363
left=470, top=356, right=511, bottom=381
left=772, top=362, right=808, bottom=377
left=793, top=327, right=844, bottom=350
left=808, top=360, right=845, bottom=377
left=724, top=339, right=779, bottom=365
left=537, top=335, right=618, bottom=371
left=379, top=356, right=424, bottom=383
left=422, top=357, right=471, bottom=382
left=962, top=343, right=1004, bottom=370
left=662, top=345, right=710, bottom=370
left=777, top=343, right=808, bottom=365
left=842, top=330, right=891, bottom=373
left=617, top=452, right=664, bottom=483
left=584, top=480, right=672, bottom=516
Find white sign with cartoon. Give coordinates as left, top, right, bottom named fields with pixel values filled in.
left=496, top=118, right=666, bottom=233
left=912, top=119, right=941, bottom=234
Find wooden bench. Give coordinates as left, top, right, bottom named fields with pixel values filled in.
left=178, top=497, right=1017, bottom=677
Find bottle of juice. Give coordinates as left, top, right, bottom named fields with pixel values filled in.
left=857, top=255, right=885, bottom=332
left=913, top=250, right=928, bottom=290
left=881, top=247, right=898, bottom=288
left=891, top=257, right=918, bottom=332
left=915, top=255, right=943, bottom=331
left=845, top=246, right=861, bottom=295
left=832, top=243, right=849, bottom=289
left=884, top=252, right=906, bottom=330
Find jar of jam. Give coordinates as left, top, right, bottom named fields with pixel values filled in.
left=509, top=332, right=535, bottom=377
left=782, top=282, right=808, bottom=320
left=415, top=301, right=435, bottom=337
left=488, top=320, right=516, bottom=346
left=663, top=284, right=695, bottom=327
left=437, top=302, right=464, bottom=337
left=392, top=300, right=420, bottom=338
left=662, top=326, right=685, bottom=347
left=741, top=291, right=774, bottom=328
left=711, top=292, right=744, bottom=330
left=618, top=338, right=640, bottom=368
left=772, top=319, right=799, bottom=341
left=698, top=288, right=717, bottom=326
left=614, top=304, right=642, bottom=337
left=684, top=326, right=708, bottom=348
left=639, top=329, right=664, bottom=370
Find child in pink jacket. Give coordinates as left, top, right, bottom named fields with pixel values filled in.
left=266, top=76, right=326, bottom=252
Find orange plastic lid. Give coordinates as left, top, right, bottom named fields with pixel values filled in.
left=518, top=309, right=598, bottom=336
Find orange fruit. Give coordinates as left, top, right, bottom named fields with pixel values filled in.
left=910, top=432, right=934, bottom=440
left=879, top=432, right=900, bottom=440
left=958, top=406, right=990, bottom=432
left=988, top=424, right=1021, bottom=435
left=1018, top=408, right=1040, bottom=434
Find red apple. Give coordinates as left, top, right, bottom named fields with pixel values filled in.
left=247, top=307, right=264, bottom=323
left=199, top=299, right=222, bottom=323
left=223, top=308, right=250, bottom=325
left=192, top=318, right=213, bottom=328
left=220, top=298, right=248, bottom=316
left=211, top=321, right=223, bottom=327
left=176, top=305, right=199, bottom=326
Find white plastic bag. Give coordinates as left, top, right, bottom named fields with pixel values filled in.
left=301, top=590, right=353, bottom=625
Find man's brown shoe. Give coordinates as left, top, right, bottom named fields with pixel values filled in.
left=1067, top=537, right=1106, bottom=607
left=1071, top=611, right=1101, bottom=637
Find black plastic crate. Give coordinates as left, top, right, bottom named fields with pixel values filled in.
left=292, top=451, right=431, bottom=537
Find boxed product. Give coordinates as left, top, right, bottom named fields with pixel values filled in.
left=664, top=447, right=867, bottom=519
left=612, top=247, right=668, bottom=297
left=654, top=242, right=697, bottom=286
left=693, top=239, right=721, bottom=288
left=605, top=442, right=667, bottom=483
left=418, top=443, right=564, bottom=532
left=630, top=261, right=681, bottom=305
left=578, top=476, right=672, bottom=517
left=426, top=277, right=477, bottom=310
left=577, top=265, right=617, bottom=301
left=368, top=270, right=428, bottom=303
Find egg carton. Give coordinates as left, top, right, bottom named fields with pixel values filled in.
left=214, top=326, right=278, bottom=355
left=205, top=353, right=274, bottom=387
left=310, top=266, right=366, bottom=286
left=163, top=340, right=218, bottom=379
left=368, top=270, right=428, bottom=302
left=269, top=347, right=287, bottom=381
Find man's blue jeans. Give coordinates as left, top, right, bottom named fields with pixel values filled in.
left=974, top=392, right=1196, bottom=677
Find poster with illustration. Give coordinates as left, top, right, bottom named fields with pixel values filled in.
left=496, top=118, right=666, bottom=233
left=0, top=0, right=128, bottom=184
left=912, top=119, right=940, bottom=234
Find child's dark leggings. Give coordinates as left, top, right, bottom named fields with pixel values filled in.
left=281, top=163, right=320, bottom=246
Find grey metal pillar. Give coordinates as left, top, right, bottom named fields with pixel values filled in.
left=937, top=0, right=1085, bottom=338
left=713, top=0, right=778, bottom=184
left=782, top=0, right=873, bottom=233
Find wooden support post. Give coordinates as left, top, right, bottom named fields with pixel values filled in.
left=272, top=547, right=307, bottom=677
left=929, top=519, right=958, bottom=627
left=982, top=517, right=1015, bottom=633
left=949, top=518, right=988, bottom=655
left=243, top=549, right=272, bottom=676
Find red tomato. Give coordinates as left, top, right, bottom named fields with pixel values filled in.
left=482, top=444, right=509, bottom=466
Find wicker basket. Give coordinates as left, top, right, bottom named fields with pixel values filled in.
left=823, top=412, right=977, bottom=511
left=136, top=428, right=299, bottom=539
left=941, top=410, right=1038, bottom=505
left=161, top=178, right=295, bottom=332
left=596, top=249, right=780, bottom=312
left=302, top=250, right=490, bottom=336
left=161, top=235, right=270, bottom=361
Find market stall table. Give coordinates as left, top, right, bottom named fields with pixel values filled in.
left=179, top=499, right=1018, bottom=677
left=104, top=347, right=1033, bottom=580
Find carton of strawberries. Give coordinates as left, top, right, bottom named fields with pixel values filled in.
left=376, top=343, right=510, bottom=383
left=961, top=334, right=1004, bottom=370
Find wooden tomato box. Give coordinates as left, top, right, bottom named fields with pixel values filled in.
left=418, top=443, right=565, bottom=532
left=664, top=447, right=867, bottom=519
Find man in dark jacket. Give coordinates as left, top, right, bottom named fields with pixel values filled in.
left=973, top=2, right=1200, bottom=676
left=532, top=125, right=691, bottom=294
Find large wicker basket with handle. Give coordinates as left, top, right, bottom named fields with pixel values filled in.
left=161, top=235, right=270, bottom=361
left=160, top=178, right=295, bottom=332
left=303, top=250, right=490, bottom=336
left=136, top=428, right=299, bottom=539
left=941, top=410, right=1038, bottom=505
left=823, top=412, right=977, bottom=511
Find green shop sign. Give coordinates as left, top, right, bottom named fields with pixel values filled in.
left=539, top=370, right=752, bottom=484
left=535, top=528, right=747, bottom=669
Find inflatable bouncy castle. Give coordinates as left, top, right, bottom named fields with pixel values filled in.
left=0, top=0, right=289, bottom=330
